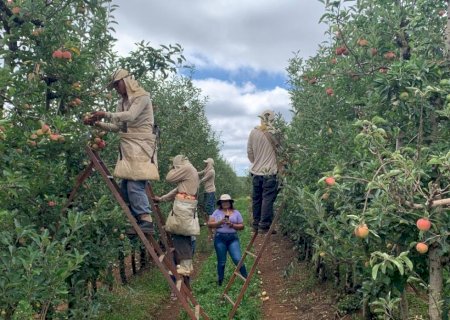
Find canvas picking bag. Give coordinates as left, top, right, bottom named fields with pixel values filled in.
left=165, top=196, right=200, bottom=236
left=113, top=132, right=160, bottom=181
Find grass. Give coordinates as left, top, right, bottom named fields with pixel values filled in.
left=96, top=267, right=169, bottom=320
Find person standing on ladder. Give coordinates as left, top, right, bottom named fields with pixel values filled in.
left=83, top=69, right=158, bottom=235
left=198, top=158, right=216, bottom=215
left=247, top=110, right=281, bottom=234
left=153, top=155, right=200, bottom=289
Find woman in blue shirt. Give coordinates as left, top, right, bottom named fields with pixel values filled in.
left=208, top=194, right=248, bottom=286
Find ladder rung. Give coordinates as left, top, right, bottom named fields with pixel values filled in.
left=176, top=279, right=182, bottom=291
left=195, top=305, right=200, bottom=319
left=223, top=293, right=235, bottom=306
left=245, top=250, right=257, bottom=258
left=159, top=248, right=174, bottom=262
left=234, top=271, right=246, bottom=281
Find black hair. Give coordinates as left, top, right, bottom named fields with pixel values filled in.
left=218, top=201, right=234, bottom=210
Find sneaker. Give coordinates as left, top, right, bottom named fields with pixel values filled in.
left=139, top=220, right=154, bottom=234
left=126, top=221, right=154, bottom=235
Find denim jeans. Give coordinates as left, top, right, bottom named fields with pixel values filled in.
left=120, top=180, right=151, bottom=219
left=214, top=233, right=247, bottom=283
left=204, top=192, right=216, bottom=215
left=252, top=174, right=279, bottom=230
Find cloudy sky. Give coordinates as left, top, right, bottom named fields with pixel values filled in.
left=111, top=0, right=329, bottom=175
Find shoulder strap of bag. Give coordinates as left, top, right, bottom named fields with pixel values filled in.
left=260, top=129, right=280, bottom=155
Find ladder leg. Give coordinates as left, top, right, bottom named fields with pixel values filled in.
left=222, top=231, right=258, bottom=295
left=62, top=161, right=94, bottom=214
left=227, top=203, right=285, bottom=319
left=84, top=147, right=209, bottom=319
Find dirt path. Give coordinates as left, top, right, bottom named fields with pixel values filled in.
left=257, top=230, right=337, bottom=320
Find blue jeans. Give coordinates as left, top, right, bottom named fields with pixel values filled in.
left=204, top=192, right=216, bottom=215
left=252, top=174, right=279, bottom=230
left=214, top=233, right=247, bottom=283
left=120, top=180, right=151, bottom=219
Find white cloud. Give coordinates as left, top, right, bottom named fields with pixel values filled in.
left=111, top=0, right=328, bottom=73
left=193, top=79, right=290, bottom=175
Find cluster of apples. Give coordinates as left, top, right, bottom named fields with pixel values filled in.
left=27, top=123, right=64, bottom=147
left=415, top=218, right=431, bottom=254
left=89, top=130, right=107, bottom=151
left=52, top=49, right=72, bottom=60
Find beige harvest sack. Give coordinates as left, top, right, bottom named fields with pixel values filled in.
left=113, top=132, right=160, bottom=181
left=165, top=198, right=200, bottom=236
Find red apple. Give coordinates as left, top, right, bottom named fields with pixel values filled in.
left=326, top=88, right=334, bottom=96
left=416, top=218, right=431, bottom=231
left=384, top=51, right=396, bottom=60
left=354, top=224, right=369, bottom=238
left=48, top=201, right=56, bottom=207
left=325, top=176, right=335, bottom=186
left=41, top=124, right=50, bottom=133
left=52, top=50, right=63, bottom=59
left=416, top=242, right=428, bottom=254
left=62, top=51, right=72, bottom=59
left=97, top=140, right=106, bottom=149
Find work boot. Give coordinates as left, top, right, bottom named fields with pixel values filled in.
left=126, top=214, right=154, bottom=235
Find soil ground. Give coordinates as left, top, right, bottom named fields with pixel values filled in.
left=153, top=229, right=340, bottom=320
left=256, top=229, right=338, bottom=320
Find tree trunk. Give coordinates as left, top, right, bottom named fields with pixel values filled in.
left=429, top=244, right=443, bottom=320
left=399, top=289, right=409, bottom=320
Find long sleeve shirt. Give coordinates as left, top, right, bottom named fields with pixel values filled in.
left=247, top=128, right=277, bottom=176
left=160, top=163, right=200, bottom=202
left=96, top=95, right=153, bottom=134
left=200, top=169, right=216, bottom=192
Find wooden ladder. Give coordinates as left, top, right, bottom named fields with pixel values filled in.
left=63, top=146, right=209, bottom=320
left=222, top=203, right=284, bottom=319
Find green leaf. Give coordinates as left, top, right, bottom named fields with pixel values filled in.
left=372, top=263, right=380, bottom=280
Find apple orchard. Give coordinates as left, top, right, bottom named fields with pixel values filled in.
left=280, top=0, right=450, bottom=319
left=1, top=0, right=450, bottom=320
left=0, top=0, right=243, bottom=319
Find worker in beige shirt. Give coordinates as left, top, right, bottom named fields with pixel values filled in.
left=154, top=155, right=199, bottom=289
left=84, top=69, right=156, bottom=235
left=198, top=158, right=216, bottom=215
left=247, top=110, right=280, bottom=234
